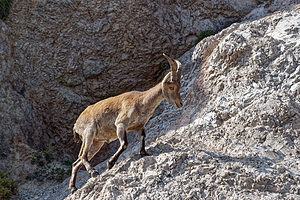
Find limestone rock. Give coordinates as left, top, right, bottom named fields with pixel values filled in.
left=61, top=5, right=299, bottom=200
left=1, top=0, right=259, bottom=182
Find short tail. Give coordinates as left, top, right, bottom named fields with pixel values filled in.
left=73, top=127, right=80, bottom=143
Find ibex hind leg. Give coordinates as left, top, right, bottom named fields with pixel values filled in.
left=80, top=126, right=98, bottom=176
left=69, top=141, right=104, bottom=193
left=70, top=140, right=85, bottom=170
left=86, top=141, right=104, bottom=177
left=69, top=138, right=85, bottom=193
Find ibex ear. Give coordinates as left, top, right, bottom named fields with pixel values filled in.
left=163, top=53, right=177, bottom=82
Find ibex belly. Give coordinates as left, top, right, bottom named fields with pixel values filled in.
left=127, top=112, right=151, bottom=132
left=94, top=119, right=118, bottom=143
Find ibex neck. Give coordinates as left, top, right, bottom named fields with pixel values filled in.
left=143, top=82, right=164, bottom=110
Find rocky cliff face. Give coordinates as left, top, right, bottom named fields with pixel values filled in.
left=0, top=0, right=260, bottom=182
left=14, top=2, right=300, bottom=199
left=67, top=6, right=300, bottom=198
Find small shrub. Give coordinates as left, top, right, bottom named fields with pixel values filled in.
left=62, top=159, right=72, bottom=166
left=0, top=172, right=18, bottom=200
left=195, top=30, right=216, bottom=45
left=30, top=146, right=71, bottom=182
left=42, top=146, right=56, bottom=163
left=31, top=152, right=44, bottom=166
left=49, top=167, right=70, bottom=182
left=0, top=0, right=12, bottom=20
left=31, top=146, right=57, bottom=166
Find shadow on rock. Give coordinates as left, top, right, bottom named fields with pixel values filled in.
left=200, top=149, right=283, bottom=173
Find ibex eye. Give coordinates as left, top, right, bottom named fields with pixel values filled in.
left=169, top=86, right=174, bottom=90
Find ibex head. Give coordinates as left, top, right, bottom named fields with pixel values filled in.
left=162, top=53, right=183, bottom=109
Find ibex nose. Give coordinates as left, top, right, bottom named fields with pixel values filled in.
left=177, top=100, right=183, bottom=108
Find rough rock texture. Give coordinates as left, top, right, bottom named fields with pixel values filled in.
left=16, top=3, right=300, bottom=199
left=0, top=20, right=46, bottom=181
left=245, top=0, right=300, bottom=20
left=0, top=0, right=259, bottom=181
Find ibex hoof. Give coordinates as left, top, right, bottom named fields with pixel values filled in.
left=107, top=161, right=114, bottom=170
left=90, top=170, right=99, bottom=178
left=70, top=187, right=77, bottom=194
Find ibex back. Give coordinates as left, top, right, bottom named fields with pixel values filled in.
left=69, top=54, right=183, bottom=193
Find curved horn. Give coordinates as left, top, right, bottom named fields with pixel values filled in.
left=162, top=72, right=171, bottom=84
left=175, top=60, right=182, bottom=83
left=163, top=53, right=177, bottom=82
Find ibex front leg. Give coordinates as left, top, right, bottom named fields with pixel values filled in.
left=138, top=128, right=149, bottom=157
left=107, top=123, right=128, bottom=169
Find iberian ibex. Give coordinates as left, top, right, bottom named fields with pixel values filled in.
left=69, top=54, right=183, bottom=193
